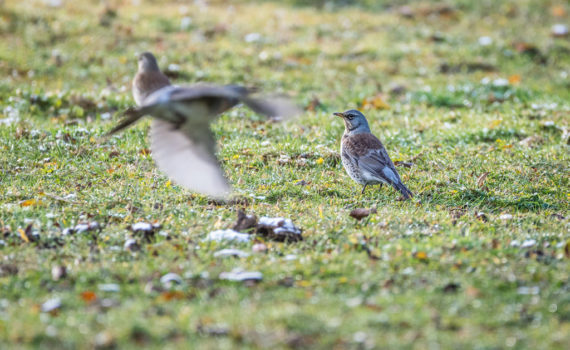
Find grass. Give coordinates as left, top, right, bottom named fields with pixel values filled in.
left=1, top=0, right=569, bottom=348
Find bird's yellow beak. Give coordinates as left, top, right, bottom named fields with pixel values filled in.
left=333, top=112, right=345, bottom=118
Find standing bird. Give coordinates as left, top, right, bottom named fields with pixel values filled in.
left=108, top=52, right=299, bottom=198
left=334, top=110, right=413, bottom=199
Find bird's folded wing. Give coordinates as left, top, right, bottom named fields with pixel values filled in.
left=355, top=149, right=401, bottom=185
left=150, top=119, right=230, bottom=198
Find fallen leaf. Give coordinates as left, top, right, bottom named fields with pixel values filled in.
left=488, top=119, right=502, bottom=129
left=80, top=291, right=97, bottom=303
left=477, top=172, right=489, bottom=188
left=508, top=74, right=521, bottom=85
left=20, top=199, right=38, bottom=207
left=159, top=291, right=184, bottom=301
left=362, top=94, right=390, bottom=110
left=415, top=251, right=428, bottom=261
left=18, top=228, right=30, bottom=243
left=232, top=210, right=257, bottom=232
left=349, top=208, right=377, bottom=221
left=551, top=5, right=566, bottom=17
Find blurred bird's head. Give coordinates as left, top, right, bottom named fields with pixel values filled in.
left=334, top=110, right=370, bottom=134
left=138, top=52, right=160, bottom=72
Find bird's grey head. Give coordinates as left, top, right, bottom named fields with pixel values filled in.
left=138, top=52, right=160, bottom=72
left=334, top=110, right=370, bottom=134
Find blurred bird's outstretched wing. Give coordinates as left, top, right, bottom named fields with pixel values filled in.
left=150, top=119, right=230, bottom=199
left=107, top=84, right=300, bottom=198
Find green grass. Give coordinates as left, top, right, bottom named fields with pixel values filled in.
left=1, top=0, right=569, bottom=348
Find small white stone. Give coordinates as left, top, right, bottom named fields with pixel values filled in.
left=478, top=36, right=493, bottom=46
left=219, top=269, right=262, bottom=282
left=98, top=284, right=120, bottom=293
left=244, top=33, right=261, bottom=43
left=521, top=239, right=537, bottom=248
left=160, top=273, right=182, bottom=287
left=41, top=298, right=62, bottom=313
left=214, top=249, right=250, bottom=258
left=204, top=229, right=251, bottom=243
left=552, top=24, right=568, bottom=37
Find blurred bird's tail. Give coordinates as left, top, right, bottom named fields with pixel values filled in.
left=393, top=181, right=413, bottom=200
left=242, top=96, right=301, bottom=121
left=106, top=107, right=148, bottom=135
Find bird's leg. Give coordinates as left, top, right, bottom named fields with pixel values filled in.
left=361, top=184, right=367, bottom=194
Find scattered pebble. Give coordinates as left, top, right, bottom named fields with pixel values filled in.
left=41, top=298, right=61, bottom=313
left=252, top=243, right=268, bottom=253
left=551, top=24, right=568, bottom=37
left=257, top=217, right=302, bottom=242
left=492, top=78, right=509, bottom=87
left=51, top=266, right=66, bottom=281
left=124, top=239, right=140, bottom=252
left=204, top=229, right=251, bottom=243
left=244, top=33, right=262, bottom=43
left=214, top=249, right=250, bottom=258
left=517, top=286, right=540, bottom=295
left=180, top=16, right=192, bottom=30
left=98, top=284, right=120, bottom=293
left=521, top=239, right=537, bottom=248
left=129, top=222, right=161, bottom=233
left=63, top=222, right=100, bottom=235
left=219, top=269, right=262, bottom=282
left=478, top=36, right=493, bottom=46
left=160, top=273, right=182, bottom=288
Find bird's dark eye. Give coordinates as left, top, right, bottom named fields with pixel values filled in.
left=347, top=115, right=354, bottom=120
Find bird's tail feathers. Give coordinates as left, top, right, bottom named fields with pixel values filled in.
left=105, top=107, right=148, bottom=136
left=393, top=181, right=413, bottom=200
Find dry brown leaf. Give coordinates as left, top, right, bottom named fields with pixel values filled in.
left=349, top=208, right=377, bottom=221
left=477, top=172, right=489, bottom=188
left=80, top=291, right=97, bottom=303
left=159, top=291, right=184, bottom=302
left=551, top=5, right=566, bottom=17
left=508, top=74, right=521, bottom=85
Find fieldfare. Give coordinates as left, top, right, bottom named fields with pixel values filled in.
left=108, top=52, right=299, bottom=199
left=334, top=110, right=413, bottom=200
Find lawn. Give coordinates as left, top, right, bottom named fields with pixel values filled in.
left=0, top=0, right=569, bottom=348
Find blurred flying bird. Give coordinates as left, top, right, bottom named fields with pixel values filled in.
left=108, top=52, right=299, bottom=198
left=334, top=110, right=413, bottom=200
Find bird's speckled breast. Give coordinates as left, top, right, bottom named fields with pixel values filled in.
left=340, top=140, right=366, bottom=185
